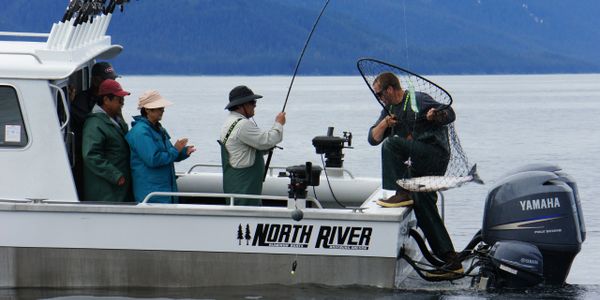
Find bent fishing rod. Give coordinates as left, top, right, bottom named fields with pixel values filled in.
left=263, top=0, right=331, bottom=181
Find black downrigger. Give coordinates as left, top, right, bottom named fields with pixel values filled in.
left=401, top=163, right=585, bottom=290
left=278, top=127, right=353, bottom=213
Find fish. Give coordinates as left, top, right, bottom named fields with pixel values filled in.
left=396, top=164, right=484, bottom=192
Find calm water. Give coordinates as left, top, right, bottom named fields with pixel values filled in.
left=6, top=74, right=598, bottom=299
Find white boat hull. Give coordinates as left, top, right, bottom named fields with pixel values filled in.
left=0, top=200, right=417, bottom=288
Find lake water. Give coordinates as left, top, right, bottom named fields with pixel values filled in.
left=5, top=74, right=598, bottom=299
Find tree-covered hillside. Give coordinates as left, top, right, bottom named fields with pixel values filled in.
left=2, top=0, right=599, bottom=75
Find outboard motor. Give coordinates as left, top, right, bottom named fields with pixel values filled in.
left=476, top=240, right=544, bottom=290
left=481, top=163, right=585, bottom=286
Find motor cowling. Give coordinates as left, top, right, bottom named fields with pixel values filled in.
left=481, top=163, right=585, bottom=285
left=476, top=240, right=544, bottom=290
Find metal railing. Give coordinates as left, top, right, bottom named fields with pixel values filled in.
left=184, top=163, right=356, bottom=179
left=0, top=198, right=41, bottom=204
left=0, top=31, right=50, bottom=38
left=141, top=191, right=323, bottom=209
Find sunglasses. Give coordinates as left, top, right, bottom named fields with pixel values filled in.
left=375, top=88, right=386, bottom=99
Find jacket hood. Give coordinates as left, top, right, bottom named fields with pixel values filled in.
left=131, top=115, right=165, bottom=134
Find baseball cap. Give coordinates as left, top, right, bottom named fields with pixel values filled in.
left=92, top=62, right=118, bottom=80
left=98, top=79, right=131, bottom=97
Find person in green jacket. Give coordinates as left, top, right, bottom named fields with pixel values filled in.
left=82, top=79, right=133, bottom=202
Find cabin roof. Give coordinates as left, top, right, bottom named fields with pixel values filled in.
left=0, top=14, right=121, bottom=80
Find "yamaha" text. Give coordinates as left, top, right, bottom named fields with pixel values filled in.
left=519, top=197, right=561, bottom=211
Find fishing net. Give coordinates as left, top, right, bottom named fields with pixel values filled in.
left=357, top=58, right=472, bottom=188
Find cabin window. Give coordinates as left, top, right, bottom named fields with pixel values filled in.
left=0, top=86, right=28, bottom=147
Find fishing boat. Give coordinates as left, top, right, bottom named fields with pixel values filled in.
left=0, top=4, right=419, bottom=288
left=0, top=1, right=585, bottom=290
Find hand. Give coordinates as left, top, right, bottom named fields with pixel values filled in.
left=381, top=115, right=397, bottom=128
left=117, top=176, right=126, bottom=186
left=275, top=112, right=286, bottom=125
left=174, top=138, right=188, bottom=152
left=426, top=108, right=446, bottom=122
left=186, top=145, right=196, bottom=156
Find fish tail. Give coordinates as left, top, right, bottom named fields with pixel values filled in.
left=469, top=164, right=484, bottom=184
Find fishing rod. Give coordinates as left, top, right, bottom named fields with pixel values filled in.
left=263, top=0, right=331, bottom=181
left=62, top=0, right=131, bottom=24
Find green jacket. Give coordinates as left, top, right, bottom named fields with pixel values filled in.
left=82, top=110, right=133, bottom=202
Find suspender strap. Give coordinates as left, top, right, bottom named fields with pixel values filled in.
left=222, top=118, right=243, bottom=145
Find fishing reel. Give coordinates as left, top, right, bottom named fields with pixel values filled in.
left=312, top=127, right=353, bottom=168
left=280, top=162, right=322, bottom=200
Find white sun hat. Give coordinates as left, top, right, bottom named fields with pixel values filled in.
left=137, top=90, right=174, bottom=109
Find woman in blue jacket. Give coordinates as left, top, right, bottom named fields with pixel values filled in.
left=126, top=90, right=196, bottom=203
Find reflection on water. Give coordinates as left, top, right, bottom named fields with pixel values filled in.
left=1, top=284, right=599, bottom=300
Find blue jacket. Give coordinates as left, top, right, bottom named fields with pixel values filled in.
left=126, top=116, right=189, bottom=203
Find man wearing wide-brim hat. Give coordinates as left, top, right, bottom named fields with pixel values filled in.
left=219, top=85, right=286, bottom=206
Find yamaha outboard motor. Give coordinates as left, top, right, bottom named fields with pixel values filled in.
left=481, top=163, right=585, bottom=286
left=476, top=240, right=544, bottom=290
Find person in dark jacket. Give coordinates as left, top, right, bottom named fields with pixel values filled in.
left=82, top=79, right=133, bottom=202
left=71, top=62, right=119, bottom=200
left=126, top=90, right=195, bottom=203
left=367, top=72, right=461, bottom=278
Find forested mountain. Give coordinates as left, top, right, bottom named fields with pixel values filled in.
left=2, top=0, right=599, bottom=75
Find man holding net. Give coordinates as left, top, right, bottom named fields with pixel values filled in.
left=368, top=72, right=462, bottom=278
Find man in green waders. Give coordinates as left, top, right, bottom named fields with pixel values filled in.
left=367, top=72, right=461, bottom=279
left=220, top=85, right=286, bottom=206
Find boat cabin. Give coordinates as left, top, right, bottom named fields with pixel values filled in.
left=0, top=15, right=120, bottom=202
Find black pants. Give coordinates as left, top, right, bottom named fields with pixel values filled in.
left=381, top=136, right=454, bottom=258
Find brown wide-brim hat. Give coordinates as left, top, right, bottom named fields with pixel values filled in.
left=225, top=85, right=262, bottom=109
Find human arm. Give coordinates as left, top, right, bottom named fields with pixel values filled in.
left=126, top=126, right=180, bottom=168
left=82, top=119, right=126, bottom=185
left=419, top=93, right=455, bottom=125
left=237, top=119, right=284, bottom=151
left=174, top=138, right=196, bottom=162
left=368, top=109, right=394, bottom=145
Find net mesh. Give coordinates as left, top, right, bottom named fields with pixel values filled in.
left=357, top=58, right=471, bottom=183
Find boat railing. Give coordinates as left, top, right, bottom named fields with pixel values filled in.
left=0, top=198, right=41, bottom=204
left=141, top=191, right=323, bottom=209
left=184, top=163, right=356, bottom=179
left=0, top=31, right=50, bottom=38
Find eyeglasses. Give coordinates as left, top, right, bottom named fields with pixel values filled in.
left=111, top=95, right=125, bottom=104
left=375, top=88, right=386, bottom=99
